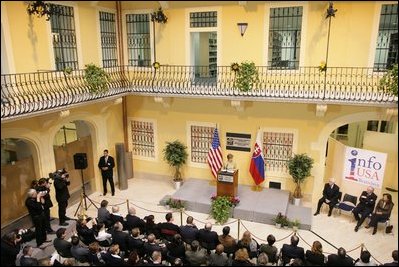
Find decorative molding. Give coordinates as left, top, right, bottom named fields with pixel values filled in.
left=158, top=1, right=169, bottom=9
left=90, top=1, right=99, bottom=7
left=316, top=104, right=327, bottom=117
left=238, top=1, right=247, bottom=6
left=231, top=100, right=244, bottom=112
left=154, top=96, right=171, bottom=108
left=100, top=98, right=123, bottom=113
left=385, top=107, right=398, bottom=120
left=59, top=110, right=70, bottom=118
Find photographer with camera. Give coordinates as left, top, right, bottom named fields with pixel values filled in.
left=36, top=178, right=56, bottom=234
left=53, top=169, right=72, bottom=226
left=25, top=188, right=50, bottom=248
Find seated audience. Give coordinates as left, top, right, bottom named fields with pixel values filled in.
left=87, top=242, right=106, bottom=266
left=180, top=216, right=199, bottom=245
left=97, top=200, right=112, bottom=229
left=327, top=247, right=354, bottom=266
left=353, top=186, right=377, bottom=232
left=143, top=234, right=164, bottom=259
left=166, top=234, right=186, bottom=264
left=149, top=250, right=164, bottom=266
left=95, top=223, right=112, bottom=247
left=305, top=240, right=325, bottom=266
left=381, top=250, right=398, bottom=266
left=125, top=206, right=145, bottom=233
left=103, top=244, right=124, bottom=266
left=198, top=222, right=220, bottom=252
left=111, top=222, right=129, bottom=255
left=70, top=235, right=90, bottom=263
left=219, top=226, right=237, bottom=256
left=232, top=248, right=253, bottom=266
left=128, top=228, right=145, bottom=257
left=257, top=252, right=269, bottom=266
left=259, top=234, right=278, bottom=264
left=281, top=235, right=305, bottom=266
left=158, top=212, right=181, bottom=242
left=314, top=178, right=340, bottom=217
left=209, top=244, right=228, bottom=266
left=366, top=193, right=394, bottom=235
left=355, top=250, right=377, bottom=266
left=144, top=215, right=160, bottom=238
left=237, top=230, right=259, bottom=259
left=126, top=250, right=140, bottom=266
left=185, top=240, right=208, bottom=266
left=53, top=228, right=73, bottom=258
left=1, top=231, right=23, bottom=266
left=76, top=217, right=97, bottom=245
left=20, top=245, right=39, bottom=266
left=110, top=206, right=125, bottom=228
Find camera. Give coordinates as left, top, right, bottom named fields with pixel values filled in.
left=49, top=168, right=69, bottom=179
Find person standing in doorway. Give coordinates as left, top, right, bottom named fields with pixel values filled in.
left=98, top=149, right=115, bottom=196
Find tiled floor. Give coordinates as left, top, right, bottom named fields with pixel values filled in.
left=65, top=177, right=398, bottom=264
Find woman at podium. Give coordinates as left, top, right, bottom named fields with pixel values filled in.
left=223, top=153, right=237, bottom=172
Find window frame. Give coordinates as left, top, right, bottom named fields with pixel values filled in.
left=96, top=7, right=119, bottom=68
left=263, top=2, right=308, bottom=72
left=128, top=117, right=158, bottom=162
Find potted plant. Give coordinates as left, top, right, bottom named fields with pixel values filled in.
left=379, top=64, right=398, bottom=97
left=291, top=219, right=300, bottom=231
left=165, top=198, right=185, bottom=210
left=211, top=196, right=234, bottom=224
left=84, top=63, right=110, bottom=94
left=163, top=140, right=188, bottom=189
left=272, top=212, right=285, bottom=228
left=287, top=153, right=314, bottom=206
left=233, top=61, right=259, bottom=92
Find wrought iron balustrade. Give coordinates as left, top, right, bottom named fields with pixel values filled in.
left=1, top=65, right=397, bottom=121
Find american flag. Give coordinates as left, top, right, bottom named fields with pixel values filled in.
left=207, top=128, right=223, bottom=178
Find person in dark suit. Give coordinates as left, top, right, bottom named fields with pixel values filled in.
left=158, top=213, right=181, bottom=242
left=25, top=189, right=49, bottom=247
left=327, top=247, right=354, bottom=266
left=381, top=250, right=398, bottom=266
left=97, top=200, right=112, bottom=228
left=35, top=178, right=55, bottom=234
left=125, top=206, right=146, bottom=233
left=53, top=228, right=73, bottom=258
left=111, top=222, right=129, bottom=255
left=314, top=178, right=340, bottom=216
left=98, top=149, right=115, bottom=196
left=198, top=223, right=220, bottom=252
left=20, top=245, right=39, bottom=266
left=128, top=228, right=145, bottom=257
left=53, top=169, right=71, bottom=226
left=102, top=244, right=125, bottom=266
left=280, top=235, right=305, bottom=266
left=353, top=186, right=377, bottom=232
left=180, top=216, right=199, bottom=245
left=1, top=231, right=22, bottom=266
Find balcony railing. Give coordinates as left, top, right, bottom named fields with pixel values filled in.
left=1, top=65, right=397, bottom=121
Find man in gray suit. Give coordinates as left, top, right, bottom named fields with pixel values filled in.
left=209, top=244, right=228, bottom=266
left=97, top=200, right=112, bottom=228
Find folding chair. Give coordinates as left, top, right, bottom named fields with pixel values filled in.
left=336, top=193, right=357, bottom=217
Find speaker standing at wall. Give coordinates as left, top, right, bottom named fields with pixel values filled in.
left=98, top=149, right=115, bottom=196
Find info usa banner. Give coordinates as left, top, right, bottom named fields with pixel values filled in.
left=343, top=146, right=387, bottom=189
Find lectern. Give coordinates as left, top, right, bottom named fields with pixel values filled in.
left=217, top=170, right=238, bottom=197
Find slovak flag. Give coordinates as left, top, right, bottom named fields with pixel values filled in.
left=249, top=130, right=265, bottom=185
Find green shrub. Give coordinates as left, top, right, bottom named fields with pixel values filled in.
left=211, top=196, right=233, bottom=224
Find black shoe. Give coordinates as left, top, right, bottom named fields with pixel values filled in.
left=112, top=192, right=115, bottom=196
left=313, top=212, right=320, bottom=216
left=103, top=192, right=107, bottom=196
left=354, top=226, right=359, bottom=232
left=64, top=216, right=73, bottom=221
left=328, top=211, right=332, bottom=217
left=59, top=222, right=68, bottom=226
left=372, top=228, right=377, bottom=235
left=47, top=230, right=56, bottom=234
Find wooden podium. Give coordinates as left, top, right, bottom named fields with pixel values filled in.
left=217, top=170, right=238, bottom=197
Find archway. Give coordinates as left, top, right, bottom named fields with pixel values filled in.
left=1, top=138, right=39, bottom=226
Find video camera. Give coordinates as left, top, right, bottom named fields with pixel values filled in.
left=49, top=168, right=69, bottom=180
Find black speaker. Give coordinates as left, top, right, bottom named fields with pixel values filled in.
left=73, top=153, right=87, bottom=169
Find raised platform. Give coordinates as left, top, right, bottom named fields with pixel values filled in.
left=172, top=179, right=312, bottom=230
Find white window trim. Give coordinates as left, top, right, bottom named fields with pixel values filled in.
left=46, top=1, right=84, bottom=70
left=185, top=7, right=222, bottom=67
left=186, top=121, right=218, bottom=169
left=263, top=1, right=308, bottom=72
left=367, top=1, right=397, bottom=71
left=122, top=9, right=154, bottom=71
left=128, top=117, right=158, bottom=162
left=1, top=2, right=15, bottom=74
left=261, top=127, right=298, bottom=178
left=96, top=7, right=119, bottom=68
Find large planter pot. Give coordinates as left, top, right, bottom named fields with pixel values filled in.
left=293, top=198, right=301, bottom=206
left=174, top=181, right=182, bottom=190
left=275, top=223, right=282, bottom=229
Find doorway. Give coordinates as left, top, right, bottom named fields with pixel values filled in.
left=190, top=31, right=217, bottom=83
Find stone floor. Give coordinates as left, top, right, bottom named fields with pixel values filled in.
left=19, top=176, right=399, bottom=264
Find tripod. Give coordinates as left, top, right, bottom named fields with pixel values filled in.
left=74, top=168, right=98, bottom=217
